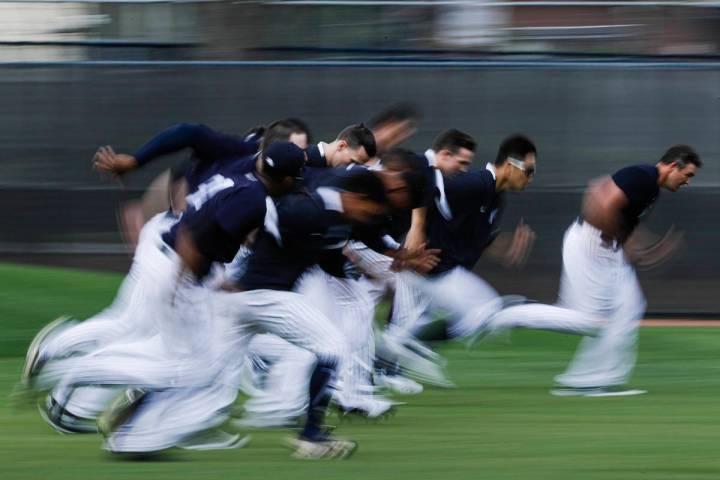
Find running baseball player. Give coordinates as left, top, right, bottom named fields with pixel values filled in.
left=551, top=145, right=701, bottom=397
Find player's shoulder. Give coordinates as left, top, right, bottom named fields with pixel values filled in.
left=446, top=167, right=494, bottom=190
left=305, top=144, right=326, bottom=168
left=613, top=164, right=658, bottom=180
left=612, top=164, right=659, bottom=188
left=219, top=172, right=266, bottom=202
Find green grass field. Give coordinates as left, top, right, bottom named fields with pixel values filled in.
left=1, top=262, right=719, bottom=479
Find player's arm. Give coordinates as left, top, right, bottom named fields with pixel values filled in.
left=350, top=224, right=439, bottom=274
left=482, top=218, right=536, bottom=268
left=94, top=123, right=258, bottom=176
left=404, top=207, right=427, bottom=251
left=623, top=224, right=685, bottom=270
left=175, top=225, right=209, bottom=279
left=582, top=176, right=629, bottom=244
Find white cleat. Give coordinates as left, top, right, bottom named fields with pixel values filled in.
left=286, top=436, right=357, bottom=460
left=375, top=373, right=424, bottom=395
left=550, top=387, right=648, bottom=397
left=381, top=336, right=454, bottom=388
left=179, top=431, right=251, bottom=451
left=586, top=388, right=647, bottom=397
left=22, top=316, right=77, bottom=387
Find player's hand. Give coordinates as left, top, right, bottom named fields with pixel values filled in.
left=93, top=146, right=138, bottom=177
left=391, top=243, right=441, bottom=274
left=630, top=226, right=685, bottom=271
left=503, top=219, right=536, bottom=268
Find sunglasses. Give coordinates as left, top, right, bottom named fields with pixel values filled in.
left=507, top=157, right=535, bottom=177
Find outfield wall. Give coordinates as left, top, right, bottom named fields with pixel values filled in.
left=1, top=62, right=718, bottom=314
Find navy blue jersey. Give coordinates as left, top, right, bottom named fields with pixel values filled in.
left=426, top=168, right=503, bottom=275
left=240, top=169, right=389, bottom=291
left=134, top=123, right=259, bottom=192
left=381, top=151, right=435, bottom=242
left=162, top=171, right=268, bottom=274
left=239, top=191, right=350, bottom=291
left=611, top=164, right=659, bottom=237
left=305, top=143, right=327, bottom=168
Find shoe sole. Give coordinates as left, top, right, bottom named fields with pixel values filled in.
left=180, top=433, right=251, bottom=451
left=550, top=388, right=648, bottom=397
left=586, top=389, right=648, bottom=397
left=22, top=315, right=74, bottom=386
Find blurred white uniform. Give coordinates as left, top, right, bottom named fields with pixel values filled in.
left=41, top=211, right=177, bottom=362
left=38, top=211, right=179, bottom=420
left=554, top=219, right=645, bottom=388
left=44, top=244, right=237, bottom=451
left=296, top=266, right=389, bottom=413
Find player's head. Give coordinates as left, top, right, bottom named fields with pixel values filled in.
left=377, top=148, right=427, bottom=210
left=368, top=103, right=421, bottom=154
left=337, top=169, right=389, bottom=224
left=494, top=134, right=537, bottom=191
left=326, top=124, right=377, bottom=168
left=262, top=118, right=312, bottom=151
left=258, top=141, right=306, bottom=196
left=657, top=145, right=701, bottom=192
left=432, top=129, right=476, bottom=175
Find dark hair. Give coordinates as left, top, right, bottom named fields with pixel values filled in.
left=659, top=145, right=702, bottom=168
left=284, top=118, right=312, bottom=143
left=261, top=118, right=311, bottom=151
left=380, top=148, right=428, bottom=209
left=495, top=134, right=537, bottom=166
left=242, top=124, right=266, bottom=140
left=367, top=103, right=421, bottom=129
left=431, top=129, right=476, bottom=155
left=336, top=123, right=377, bottom=159
left=340, top=169, right=388, bottom=205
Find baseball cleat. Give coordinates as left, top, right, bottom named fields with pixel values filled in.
left=97, top=388, right=147, bottom=436
left=38, top=395, right=97, bottom=434
left=22, top=316, right=77, bottom=388
left=550, top=386, right=648, bottom=397
left=286, top=435, right=358, bottom=460
left=585, top=387, right=648, bottom=397
left=179, top=431, right=251, bottom=451
left=374, top=373, right=424, bottom=395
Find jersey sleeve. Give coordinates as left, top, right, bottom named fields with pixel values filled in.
left=611, top=166, right=657, bottom=207
left=445, top=170, right=492, bottom=209
left=134, top=123, right=258, bottom=167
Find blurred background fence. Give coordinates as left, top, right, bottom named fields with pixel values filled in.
left=1, top=1, right=719, bottom=315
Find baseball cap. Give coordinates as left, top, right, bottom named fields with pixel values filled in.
left=262, top=141, right=306, bottom=180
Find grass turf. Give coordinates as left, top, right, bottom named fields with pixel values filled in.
left=1, top=262, right=719, bottom=479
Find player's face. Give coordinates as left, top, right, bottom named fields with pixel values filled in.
left=665, top=163, right=697, bottom=192
left=380, top=170, right=411, bottom=210
left=332, top=142, right=370, bottom=167
left=341, top=192, right=387, bottom=223
left=437, top=147, right=473, bottom=174
left=507, top=153, right=536, bottom=191
left=289, top=132, right=309, bottom=150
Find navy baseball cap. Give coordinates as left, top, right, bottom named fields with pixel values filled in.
left=262, top=141, right=306, bottom=180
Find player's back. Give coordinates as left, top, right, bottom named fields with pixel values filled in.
left=162, top=171, right=268, bottom=270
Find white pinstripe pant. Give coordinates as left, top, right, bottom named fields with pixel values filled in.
left=555, top=220, right=646, bottom=388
